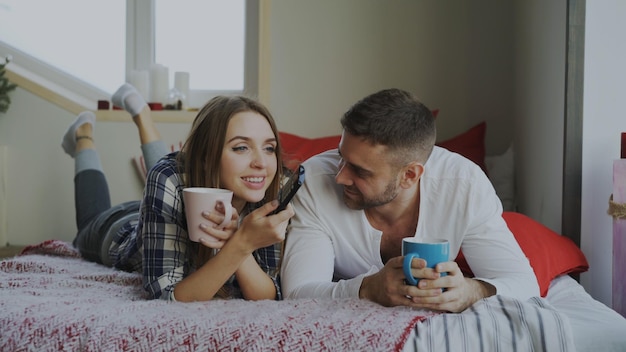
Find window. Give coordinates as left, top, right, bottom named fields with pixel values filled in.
left=0, top=0, right=257, bottom=108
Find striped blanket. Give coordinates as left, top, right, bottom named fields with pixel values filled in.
left=405, top=295, right=576, bottom=352
left=1, top=240, right=575, bottom=351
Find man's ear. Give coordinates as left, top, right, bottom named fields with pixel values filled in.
left=400, top=161, right=424, bottom=188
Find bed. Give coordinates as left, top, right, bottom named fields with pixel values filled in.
left=2, top=125, right=626, bottom=351
left=2, top=217, right=625, bottom=351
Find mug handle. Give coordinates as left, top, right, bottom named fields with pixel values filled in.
left=215, top=199, right=233, bottom=229
left=403, top=253, right=420, bottom=286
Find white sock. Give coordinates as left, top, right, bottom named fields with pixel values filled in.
left=112, top=83, right=147, bottom=116
left=61, top=111, right=96, bottom=158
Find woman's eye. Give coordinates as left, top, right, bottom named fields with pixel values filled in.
left=264, top=146, right=276, bottom=153
left=232, top=146, right=249, bottom=152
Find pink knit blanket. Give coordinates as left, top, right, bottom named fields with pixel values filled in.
left=0, top=240, right=435, bottom=351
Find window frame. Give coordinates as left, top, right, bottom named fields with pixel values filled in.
left=0, top=0, right=258, bottom=107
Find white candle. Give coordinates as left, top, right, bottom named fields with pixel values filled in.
left=174, top=72, right=190, bottom=101
left=149, top=64, right=169, bottom=103
left=172, top=71, right=190, bottom=109
left=129, top=69, right=149, bottom=102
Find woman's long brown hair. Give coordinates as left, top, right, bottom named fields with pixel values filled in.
left=177, top=95, right=283, bottom=297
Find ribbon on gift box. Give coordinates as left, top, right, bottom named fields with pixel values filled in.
left=611, top=158, right=626, bottom=317
left=608, top=194, right=626, bottom=219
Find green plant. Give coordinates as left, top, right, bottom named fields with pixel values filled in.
left=0, top=61, right=17, bottom=113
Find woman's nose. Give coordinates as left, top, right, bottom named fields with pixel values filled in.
left=251, top=154, right=266, bottom=168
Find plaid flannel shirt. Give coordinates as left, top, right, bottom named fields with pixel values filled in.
left=110, top=152, right=283, bottom=301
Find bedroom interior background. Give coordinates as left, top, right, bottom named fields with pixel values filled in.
left=0, top=0, right=624, bottom=312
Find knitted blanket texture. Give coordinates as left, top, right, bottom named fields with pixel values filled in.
left=0, top=240, right=434, bottom=352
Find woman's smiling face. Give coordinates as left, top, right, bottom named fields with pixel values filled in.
left=219, top=111, right=278, bottom=210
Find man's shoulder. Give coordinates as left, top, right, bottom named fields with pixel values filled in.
left=302, top=149, right=340, bottom=176
left=426, top=146, right=485, bottom=178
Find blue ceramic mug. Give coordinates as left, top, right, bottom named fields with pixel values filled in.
left=402, top=237, right=450, bottom=286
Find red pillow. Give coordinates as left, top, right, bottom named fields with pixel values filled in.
left=436, top=122, right=488, bottom=175
left=279, top=132, right=341, bottom=170
left=455, top=211, right=589, bottom=297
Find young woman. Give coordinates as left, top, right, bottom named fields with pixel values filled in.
left=63, top=84, right=293, bottom=302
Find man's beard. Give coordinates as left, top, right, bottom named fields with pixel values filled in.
left=343, top=179, right=399, bottom=210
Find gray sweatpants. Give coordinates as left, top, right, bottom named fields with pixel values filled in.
left=72, top=140, right=168, bottom=266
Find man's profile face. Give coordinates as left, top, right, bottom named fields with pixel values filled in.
left=335, top=132, right=401, bottom=210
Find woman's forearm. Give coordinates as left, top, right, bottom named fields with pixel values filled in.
left=235, top=254, right=277, bottom=300
left=173, top=238, right=251, bottom=302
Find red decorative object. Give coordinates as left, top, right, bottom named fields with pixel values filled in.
left=148, top=102, right=163, bottom=111
left=97, top=100, right=110, bottom=110
left=621, top=133, right=626, bottom=159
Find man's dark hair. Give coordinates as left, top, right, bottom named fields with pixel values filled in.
left=340, top=88, right=436, bottom=164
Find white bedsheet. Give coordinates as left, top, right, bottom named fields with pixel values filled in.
left=546, top=274, right=626, bottom=352
left=402, top=274, right=626, bottom=352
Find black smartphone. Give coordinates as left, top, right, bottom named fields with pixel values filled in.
left=269, top=165, right=305, bottom=215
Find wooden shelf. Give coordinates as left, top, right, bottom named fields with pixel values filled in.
left=96, top=109, right=196, bottom=123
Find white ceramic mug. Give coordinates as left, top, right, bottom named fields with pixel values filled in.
left=183, top=187, right=234, bottom=243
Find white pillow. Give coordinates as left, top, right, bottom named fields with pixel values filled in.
left=486, top=145, right=515, bottom=211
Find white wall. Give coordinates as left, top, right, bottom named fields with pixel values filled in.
left=580, top=0, right=626, bottom=307
left=0, top=89, right=190, bottom=245
left=267, top=0, right=515, bottom=154
left=513, top=1, right=566, bottom=232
